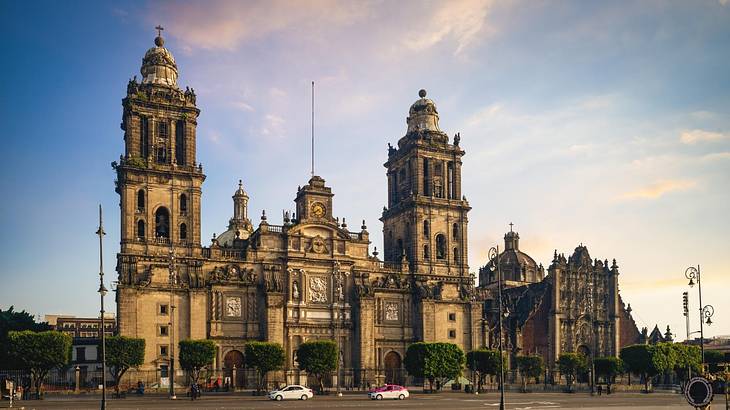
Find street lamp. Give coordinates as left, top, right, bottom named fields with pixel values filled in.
left=95, top=205, right=108, bottom=410
left=685, top=265, right=716, bottom=372
left=168, top=247, right=177, bottom=399
left=488, top=246, right=506, bottom=410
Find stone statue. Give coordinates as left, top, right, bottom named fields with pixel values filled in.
left=454, top=132, right=460, bottom=146
left=292, top=281, right=300, bottom=299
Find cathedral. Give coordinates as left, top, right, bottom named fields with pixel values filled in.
left=113, top=31, right=640, bottom=386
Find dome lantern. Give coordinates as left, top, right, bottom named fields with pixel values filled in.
left=140, top=26, right=179, bottom=88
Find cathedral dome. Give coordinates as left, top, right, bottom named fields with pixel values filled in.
left=406, top=89, right=442, bottom=133
left=140, top=32, right=179, bottom=88
left=479, top=227, right=544, bottom=286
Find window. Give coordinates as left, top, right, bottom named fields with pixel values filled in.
left=156, top=122, right=168, bottom=164
left=159, top=325, right=169, bottom=336
left=159, top=304, right=169, bottom=315
left=179, top=194, right=188, bottom=213
left=76, top=347, right=86, bottom=361
left=179, top=223, right=187, bottom=241
left=137, top=220, right=145, bottom=239
left=452, top=223, right=459, bottom=240
left=140, top=116, right=149, bottom=158
left=448, top=329, right=456, bottom=339
left=423, top=220, right=429, bottom=237
left=175, top=120, right=185, bottom=165
left=160, top=364, right=169, bottom=378
left=155, top=207, right=170, bottom=238
left=137, top=190, right=145, bottom=211
left=453, top=248, right=459, bottom=264
left=435, top=234, right=446, bottom=259
left=159, top=345, right=168, bottom=357
left=448, top=313, right=456, bottom=321
left=423, top=158, right=430, bottom=196
left=423, top=245, right=429, bottom=259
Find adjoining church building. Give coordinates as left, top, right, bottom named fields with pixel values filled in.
left=113, top=31, right=641, bottom=386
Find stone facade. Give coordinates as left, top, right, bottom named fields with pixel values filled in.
left=114, top=32, right=641, bottom=384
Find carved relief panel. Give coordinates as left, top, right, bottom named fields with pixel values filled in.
left=384, top=301, right=399, bottom=321
left=309, top=276, right=328, bottom=303
left=226, top=296, right=242, bottom=317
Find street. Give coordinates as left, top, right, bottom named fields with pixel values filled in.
left=1, top=391, right=708, bottom=410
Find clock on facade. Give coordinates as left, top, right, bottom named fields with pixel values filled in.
left=311, top=202, right=326, bottom=218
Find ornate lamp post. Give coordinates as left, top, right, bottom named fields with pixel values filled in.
left=95, top=205, right=108, bottom=410
left=488, top=246, right=506, bottom=410
left=685, top=265, right=715, bottom=370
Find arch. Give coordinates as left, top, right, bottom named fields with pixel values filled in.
left=384, top=351, right=402, bottom=385
left=223, top=349, right=245, bottom=387
left=154, top=207, right=170, bottom=238
left=435, top=234, right=446, bottom=259
left=423, top=220, right=429, bottom=237
left=452, top=223, right=459, bottom=240
left=137, top=190, right=145, bottom=210
left=136, top=220, right=145, bottom=239
left=179, top=223, right=187, bottom=241
left=179, top=193, right=188, bottom=213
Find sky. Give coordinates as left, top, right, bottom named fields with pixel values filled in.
left=1, top=0, right=729, bottom=339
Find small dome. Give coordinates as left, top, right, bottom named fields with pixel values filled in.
left=234, top=179, right=247, bottom=198
left=140, top=33, right=178, bottom=88
left=406, top=89, right=441, bottom=133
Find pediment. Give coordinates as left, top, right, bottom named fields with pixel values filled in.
left=290, top=223, right=350, bottom=240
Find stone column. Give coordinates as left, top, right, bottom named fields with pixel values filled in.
left=232, top=365, right=237, bottom=390
left=75, top=366, right=80, bottom=393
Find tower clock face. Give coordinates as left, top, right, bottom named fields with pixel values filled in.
left=311, top=202, right=326, bottom=218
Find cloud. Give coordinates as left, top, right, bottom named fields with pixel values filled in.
left=402, top=0, right=495, bottom=55
left=231, top=101, right=255, bottom=112
left=680, top=129, right=730, bottom=144
left=619, top=179, right=696, bottom=200
left=701, top=152, right=730, bottom=162
left=260, top=114, right=286, bottom=138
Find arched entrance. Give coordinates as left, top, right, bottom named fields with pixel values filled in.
left=384, top=351, right=402, bottom=385
left=224, top=350, right=244, bottom=388
left=576, top=345, right=590, bottom=383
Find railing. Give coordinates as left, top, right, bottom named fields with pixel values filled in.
left=377, top=261, right=402, bottom=272
left=267, top=224, right=284, bottom=233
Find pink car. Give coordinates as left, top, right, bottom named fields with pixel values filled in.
left=368, top=384, right=409, bottom=400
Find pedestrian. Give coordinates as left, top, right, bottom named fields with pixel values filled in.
left=597, top=384, right=602, bottom=396
left=137, top=380, right=145, bottom=395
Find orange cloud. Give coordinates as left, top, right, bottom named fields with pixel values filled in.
left=680, top=129, right=730, bottom=144
left=619, top=179, right=696, bottom=200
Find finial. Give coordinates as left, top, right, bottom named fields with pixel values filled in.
left=341, top=218, right=347, bottom=228
left=509, top=222, right=514, bottom=232
left=261, top=210, right=267, bottom=221
left=418, top=89, right=427, bottom=98
left=361, top=219, right=367, bottom=230
left=154, top=25, right=165, bottom=47
left=238, top=179, right=242, bottom=189
left=373, top=246, right=379, bottom=257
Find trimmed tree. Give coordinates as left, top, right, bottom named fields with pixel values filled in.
left=705, top=350, right=725, bottom=374
left=405, top=342, right=465, bottom=392
left=557, top=353, right=587, bottom=392
left=0, top=306, right=51, bottom=369
left=671, top=344, right=700, bottom=384
left=594, top=356, right=623, bottom=390
left=296, top=340, right=338, bottom=393
left=620, top=344, right=660, bottom=392
left=179, top=339, right=216, bottom=386
left=515, top=355, right=544, bottom=392
left=104, top=336, right=145, bottom=395
left=7, top=330, right=72, bottom=397
left=244, top=341, right=285, bottom=392
left=466, top=349, right=503, bottom=392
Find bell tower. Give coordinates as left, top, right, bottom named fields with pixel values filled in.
left=113, top=27, right=205, bottom=253
left=381, top=90, right=471, bottom=276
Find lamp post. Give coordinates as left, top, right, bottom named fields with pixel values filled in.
left=488, top=246, right=506, bottom=410
left=168, top=247, right=177, bottom=399
left=685, top=265, right=715, bottom=372
left=95, top=205, right=108, bottom=410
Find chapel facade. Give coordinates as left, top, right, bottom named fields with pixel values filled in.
left=114, top=32, right=640, bottom=386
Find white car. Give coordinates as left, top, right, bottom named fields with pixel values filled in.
left=268, top=385, right=314, bottom=401
left=368, top=384, right=410, bottom=400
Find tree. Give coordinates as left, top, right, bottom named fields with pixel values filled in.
left=0, top=306, right=51, bottom=369
left=178, top=339, right=216, bottom=386
left=7, top=330, right=71, bottom=397
left=466, top=349, right=504, bottom=392
left=620, top=344, right=668, bottom=392
left=557, top=353, right=587, bottom=392
left=705, top=350, right=725, bottom=374
left=296, top=340, right=338, bottom=393
left=104, top=336, right=145, bottom=395
left=405, top=342, right=465, bottom=392
left=244, top=341, right=285, bottom=392
left=515, top=355, right=544, bottom=392
left=594, top=356, right=623, bottom=390
left=671, top=344, right=700, bottom=384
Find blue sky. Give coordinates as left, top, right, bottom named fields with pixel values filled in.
left=1, top=0, right=729, bottom=338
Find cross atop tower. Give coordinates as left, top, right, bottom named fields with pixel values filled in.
left=155, top=25, right=164, bottom=37
left=509, top=222, right=514, bottom=232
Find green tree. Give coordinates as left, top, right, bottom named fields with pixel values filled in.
left=296, top=340, right=338, bottom=393
left=466, top=349, right=504, bottom=392
left=621, top=344, right=669, bottom=392
left=244, top=341, right=285, bottom=392
left=705, top=350, right=725, bottom=374
left=594, top=356, right=623, bottom=390
left=557, top=353, right=587, bottom=392
left=178, top=339, right=216, bottom=385
left=7, top=330, right=71, bottom=397
left=515, top=355, right=544, bottom=392
left=671, top=344, right=701, bottom=383
left=0, top=306, right=51, bottom=369
left=104, top=336, right=145, bottom=395
left=405, top=342, right=465, bottom=392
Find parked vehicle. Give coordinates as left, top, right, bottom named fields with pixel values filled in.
left=268, top=385, right=314, bottom=401
left=368, top=384, right=409, bottom=400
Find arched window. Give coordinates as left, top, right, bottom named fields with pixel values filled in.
left=435, top=234, right=446, bottom=259
left=179, top=223, right=187, bottom=241
left=423, top=245, right=429, bottom=259
left=175, top=120, right=186, bottom=165
left=155, top=207, right=170, bottom=238
left=137, top=220, right=145, bottom=239
left=452, top=223, right=459, bottom=240
left=396, top=238, right=404, bottom=260
left=453, top=247, right=459, bottom=264
left=180, top=194, right=188, bottom=213
left=423, top=220, right=429, bottom=237
left=137, top=190, right=145, bottom=211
